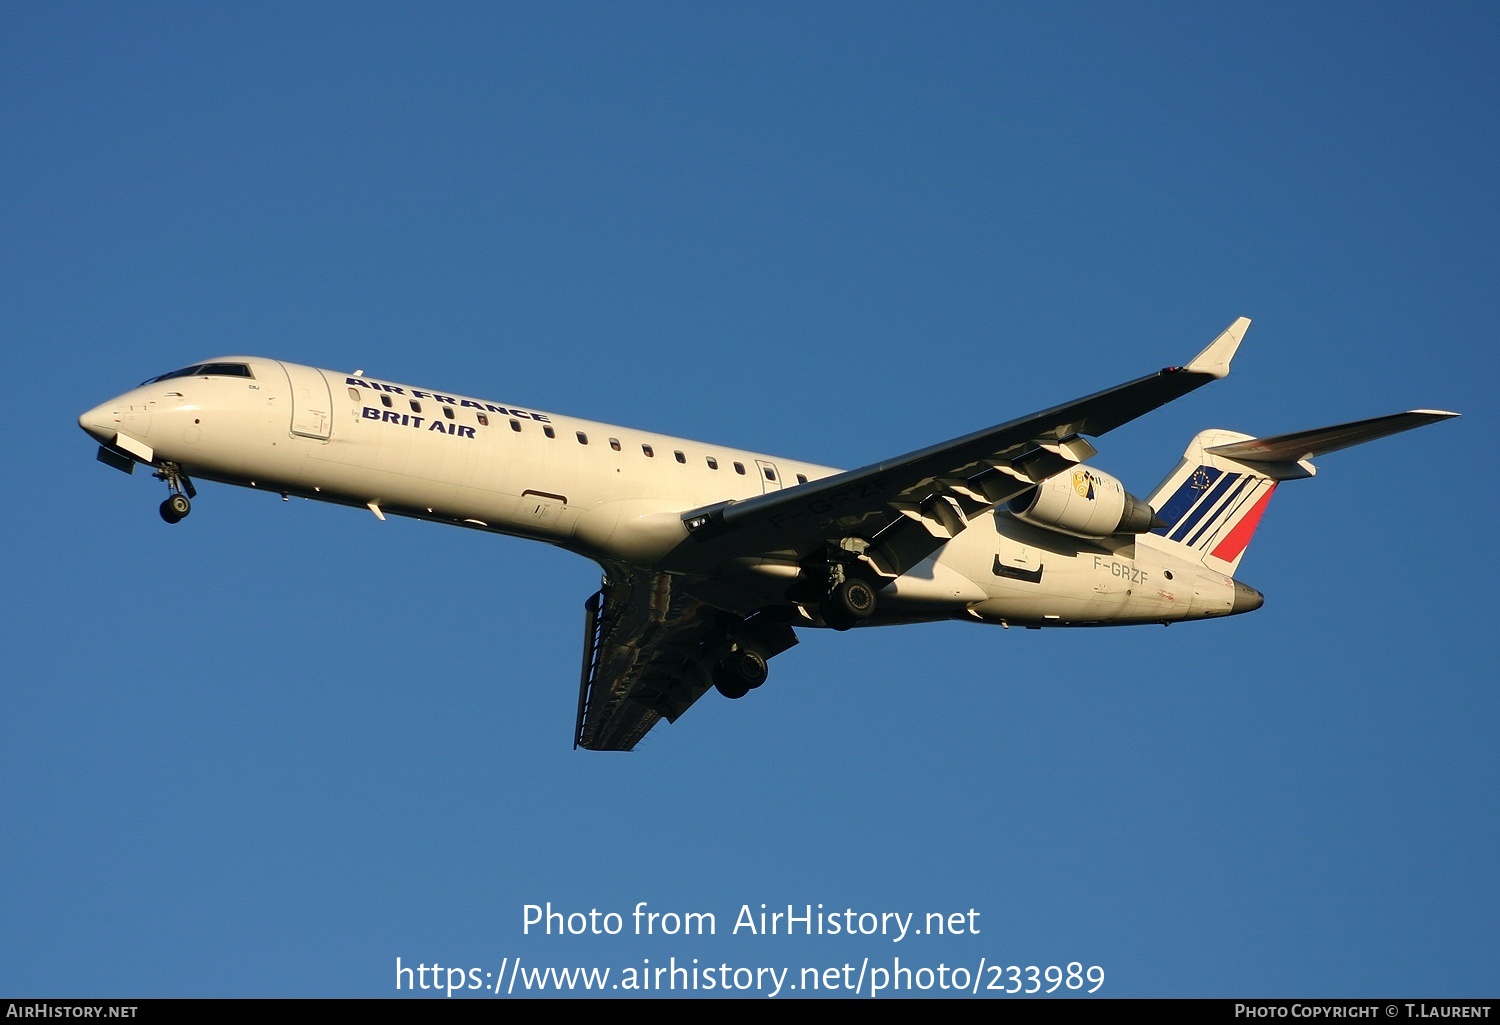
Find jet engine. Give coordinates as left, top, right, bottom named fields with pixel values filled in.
left=1007, top=466, right=1159, bottom=539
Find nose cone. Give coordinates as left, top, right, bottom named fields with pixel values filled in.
left=1231, top=579, right=1265, bottom=615
left=78, top=401, right=117, bottom=444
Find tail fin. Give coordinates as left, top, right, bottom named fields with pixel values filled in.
left=1147, top=410, right=1458, bottom=574
left=1147, top=429, right=1283, bottom=574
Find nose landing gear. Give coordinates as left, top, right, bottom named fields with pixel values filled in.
left=152, top=463, right=197, bottom=524
left=160, top=493, right=191, bottom=523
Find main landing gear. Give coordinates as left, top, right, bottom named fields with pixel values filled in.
left=712, top=646, right=769, bottom=700
left=153, top=462, right=196, bottom=524
left=709, top=563, right=879, bottom=699
left=822, top=564, right=878, bottom=631
left=784, top=551, right=883, bottom=631
left=708, top=613, right=798, bottom=701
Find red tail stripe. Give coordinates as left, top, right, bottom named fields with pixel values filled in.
left=1210, top=483, right=1276, bottom=562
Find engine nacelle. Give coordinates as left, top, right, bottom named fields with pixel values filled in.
left=1007, top=466, right=1159, bottom=539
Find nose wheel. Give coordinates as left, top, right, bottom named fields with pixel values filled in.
left=152, top=462, right=196, bottom=524
left=160, top=494, right=191, bottom=523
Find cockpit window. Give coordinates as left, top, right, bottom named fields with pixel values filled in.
left=197, top=362, right=253, bottom=378
left=143, top=365, right=202, bottom=384
left=143, top=362, right=254, bottom=385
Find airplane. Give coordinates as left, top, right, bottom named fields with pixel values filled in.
left=78, top=318, right=1456, bottom=750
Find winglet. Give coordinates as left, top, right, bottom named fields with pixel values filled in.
left=1184, top=316, right=1251, bottom=379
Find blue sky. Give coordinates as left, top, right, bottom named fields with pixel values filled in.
left=3, top=2, right=1496, bottom=998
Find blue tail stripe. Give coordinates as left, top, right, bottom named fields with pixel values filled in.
left=1170, top=471, right=1243, bottom=542
left=1186, top=475, right=1256, bottom=548
left=1153, top=466, right=1222, bottom=535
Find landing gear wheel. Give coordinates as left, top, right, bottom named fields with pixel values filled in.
left=825, top=576, right=877, bottom=630
left=713, top=648, right=768, bottom=699
left=160, top=494, right=191, bottom=523
left=838, top=577, right=877, bottom=617
left=714, top=676, right=751, bottom=700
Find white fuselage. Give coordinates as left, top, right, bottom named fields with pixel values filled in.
left=79, top=356, right=1243, bottom=629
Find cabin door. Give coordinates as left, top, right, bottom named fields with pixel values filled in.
left=279, top=362, right=333, bottom=440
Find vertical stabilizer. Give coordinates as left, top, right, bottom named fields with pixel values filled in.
left=1146, top=409, right=1457, bottom=574
left=1146, top=429, right=1297, bottom=575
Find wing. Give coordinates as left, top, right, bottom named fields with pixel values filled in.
left=573, top=565, right=720, bottom=751
left=660, top=318, right=1251, bottom=580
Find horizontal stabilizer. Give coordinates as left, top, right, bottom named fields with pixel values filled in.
left=1205, top=410, right=1458, bottom=464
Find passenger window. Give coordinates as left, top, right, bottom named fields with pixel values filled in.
left=796, top=473, right=808, bottom=484
left=674, top=451, right=686, bottom=463
left=543, top=426, right=556, bottom=439
left=510, top=419, right=522, bottom=432
left=380, top=394, right=393, bottom=408
left=734, top=462, right=746, bottom=475
left=609, top=438, right=621, bottom=451
left=477, top=413, right=489, bottom=427
left=706, top=457, right=718, bottom=469
left=764, top=466, right=777, bottom=481
left=577, top=432, right=588, bottom=445
left=642, top=444, right=654, bottom=457
left=347, top=388, right=360, bottom=401
left=410, top=400, right=422, bottom=413
left=443, top=406, right=455, bottom=420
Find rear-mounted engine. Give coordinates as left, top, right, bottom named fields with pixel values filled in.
left=1007, top=467, right=1159, bottom=539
